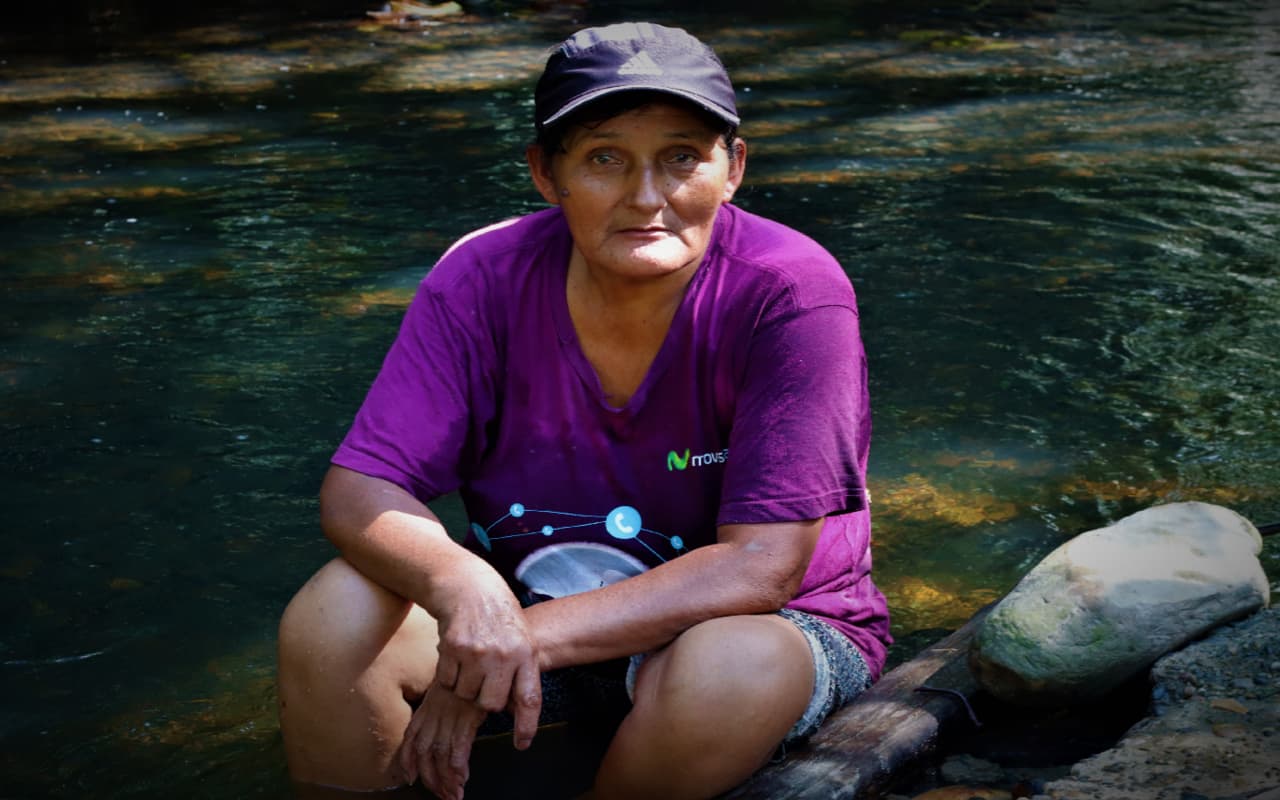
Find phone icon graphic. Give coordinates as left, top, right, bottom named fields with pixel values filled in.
left=605, top=506, right=641, bottom=540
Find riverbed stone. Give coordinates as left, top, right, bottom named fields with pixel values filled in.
left=968, top=502, right=1269, bottom=706
left=939, top=753, right=1007, bottom=785
left=1041, top=606, right=1280, bottom=800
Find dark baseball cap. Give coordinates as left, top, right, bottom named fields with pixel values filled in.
left=534, top=22, right=740, bottom=134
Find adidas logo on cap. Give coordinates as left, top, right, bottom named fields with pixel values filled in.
left=535, top=23, right=740, bottom=130
left=617, top=50, right=664, bottom=76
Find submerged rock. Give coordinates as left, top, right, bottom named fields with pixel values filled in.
left=939, top=753, right=1006, bottom=785
left=969, top=502, right=1269, bottom=706
left=908, top=786, right=1011, bottom=800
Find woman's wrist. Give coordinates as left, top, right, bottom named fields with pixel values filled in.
left=419, top=546, right=510, bottom=620
left=522, top=597, right=581, bottom=672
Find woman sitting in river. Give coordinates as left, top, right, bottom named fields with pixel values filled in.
left=277, top=21, right=891, bottom=800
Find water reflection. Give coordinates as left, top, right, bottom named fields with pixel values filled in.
left=2, top=1, right=1278, bottom=797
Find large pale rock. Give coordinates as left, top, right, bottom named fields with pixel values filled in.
left=969, top=502, right=1269, bottom=706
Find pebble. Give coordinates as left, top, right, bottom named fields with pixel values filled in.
left=1209, top=697, right=1248, bottom=714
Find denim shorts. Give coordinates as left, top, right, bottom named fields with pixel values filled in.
left=476, top=609, right=872, bottom=745
left=624, top=608, right=872, bottom=744
left=772, top=608, right=873, bottom=742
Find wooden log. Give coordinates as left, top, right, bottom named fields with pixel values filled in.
left=726, top=607, right=991, bottom=800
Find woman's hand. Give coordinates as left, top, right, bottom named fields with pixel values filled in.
left=399, top=681, right=487, bottom=800
left=429, top=557, right=544, bottom=750
left=402, top=561, right=543, bottom=800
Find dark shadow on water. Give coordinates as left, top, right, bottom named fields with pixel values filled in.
left=292, top=783, right=424, bottom=800
left=889, top=671, right=1152, bottom=796
left=292, top=719, right=613, bottom=800
left=954, top=672, right=1151, bottom=768
left=464, top=720, right=606, bottom=800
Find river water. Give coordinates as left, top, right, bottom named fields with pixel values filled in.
left=2, top=1, right=1278, bottom=796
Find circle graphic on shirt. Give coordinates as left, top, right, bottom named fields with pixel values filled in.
left=514, top=543, right=648, bottom=599
left=469, top=502, right=686, bottom=562
left=604, top=506, right=641, bottom=540
left=470, top=522, right=491, bottom=552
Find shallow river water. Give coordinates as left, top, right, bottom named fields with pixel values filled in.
left=2, top=0, right=1279, bottom=796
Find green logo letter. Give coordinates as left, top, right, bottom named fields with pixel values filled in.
left=667, top=449, right=690, bottom=471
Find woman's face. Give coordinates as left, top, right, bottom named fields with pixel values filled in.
left=528, top=101, right=745, bottom=283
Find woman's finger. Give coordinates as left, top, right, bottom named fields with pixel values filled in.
left=434, top=737, right=461, bottom=800
left=448, top=705, right=481, bottom=785
left=413, top=691, right=450, bottom=793
left=451, top=663, right=484, bottom=702
left=435, top=654, right=461, bottom=690
left=510, top=659, right=542, bottom=750
left=438, top=698, right=482, bottom=800
left=397, top=706, right=426, bottom=785
left=418, top=734, right=445, bottom=798
left=432, top=717, right=472, bottom=800
left=475, top=661, right=515, bottom=713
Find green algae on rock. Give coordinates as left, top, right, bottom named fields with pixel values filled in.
left=969, top=502, right=1269, bottom=707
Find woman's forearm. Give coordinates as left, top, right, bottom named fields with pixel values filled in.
left=524, top=519, right=821, bottom=670
left=320, top=465, right=542, bottom=733
left=318, top=464, right=500, bottom=617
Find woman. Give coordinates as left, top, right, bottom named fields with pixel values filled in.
left=278, top=22, right=891, bottom=800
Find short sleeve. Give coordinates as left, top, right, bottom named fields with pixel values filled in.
left=331, top=277, right=497, bottom=503
left=716, top=303, right=869, bottom=524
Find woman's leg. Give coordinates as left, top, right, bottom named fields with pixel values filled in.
left=277, top=557, right=439, bottom=791
left=590, top=614, right=815, bottom=800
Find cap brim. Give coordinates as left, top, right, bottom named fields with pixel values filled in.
left=540, top=83, right=740, bottom=130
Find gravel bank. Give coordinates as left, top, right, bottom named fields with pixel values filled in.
left=1037, top=604, right=1280, bottom=800
left=893, top=603, right=1280, bottom=800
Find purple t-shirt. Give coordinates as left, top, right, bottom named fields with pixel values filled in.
left=333, top=203, right=891, bottom=678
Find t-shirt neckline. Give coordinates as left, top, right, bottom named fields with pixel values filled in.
left=549, top=207, right=727, bottom=416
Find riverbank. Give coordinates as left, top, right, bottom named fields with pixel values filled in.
left=891, top=604, right=1280, bottom=800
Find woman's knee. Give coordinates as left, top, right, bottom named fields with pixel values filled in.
left=278, top=557, right=436, bottom=690
left=278, top=559, right=438, bottom=788
left=594, top=616, right=815, bottom=798
left=637, top=614, right=814, bottom=725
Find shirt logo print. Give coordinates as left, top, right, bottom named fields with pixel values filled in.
left=667, top=449, right=690, bottom=471
left=666, top=448, right=728, bottom=471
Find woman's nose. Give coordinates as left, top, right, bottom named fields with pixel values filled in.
left=627, top=164, right=666, bottom=210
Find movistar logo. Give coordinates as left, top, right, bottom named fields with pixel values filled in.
left=666, top=448, right=728, bottom=471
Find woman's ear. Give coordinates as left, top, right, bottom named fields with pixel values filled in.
left=722, top=137, right=747, bottom=203
left=526, top=144, right=562, bottom=205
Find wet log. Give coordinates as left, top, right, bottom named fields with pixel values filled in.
left=726, top=607, right=991, bottom=800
